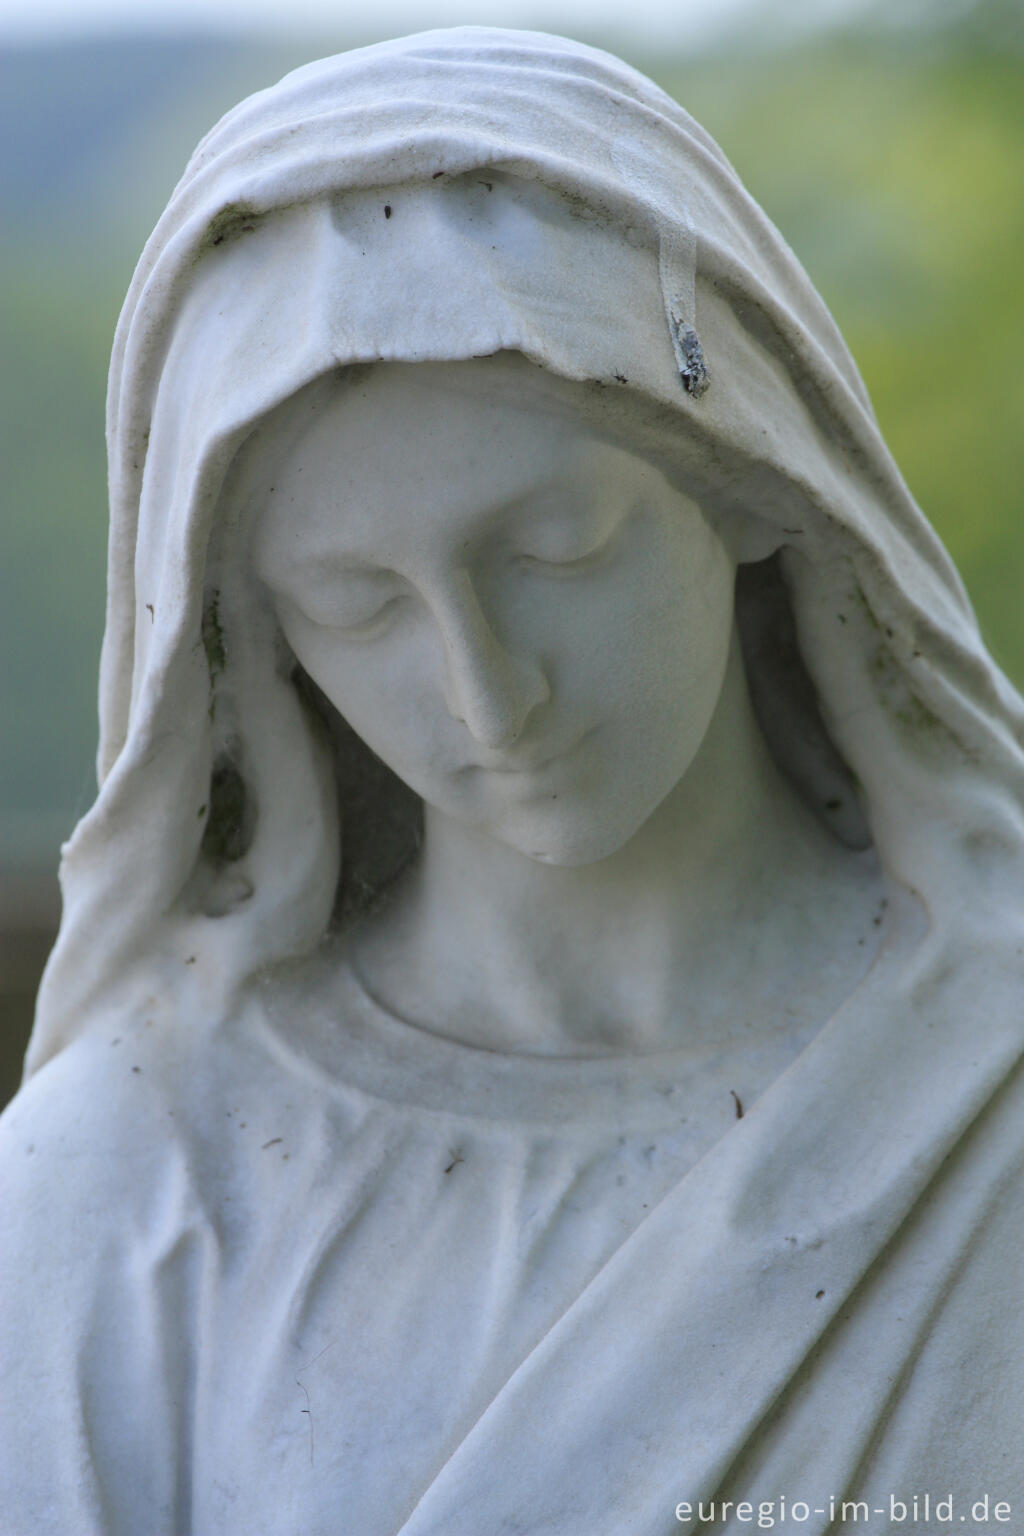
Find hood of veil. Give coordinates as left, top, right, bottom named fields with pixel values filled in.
left=27, top=26, right=1024, bottom=1075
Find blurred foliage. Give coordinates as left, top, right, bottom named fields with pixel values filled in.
left=647, top=1, right=1024, bottom=674
left=1, top=2, right=1022, bottom=865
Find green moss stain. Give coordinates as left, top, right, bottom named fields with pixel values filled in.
left=200, top=754, right=252, bottom=865
left=201, top=589, right=226, bottom=680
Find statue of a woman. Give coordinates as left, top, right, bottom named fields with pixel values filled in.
left=2, top=28, right=1022, bottom=1533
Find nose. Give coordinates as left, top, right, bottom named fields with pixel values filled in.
left=437, top=572, right=550, bottom=750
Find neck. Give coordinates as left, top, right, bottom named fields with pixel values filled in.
left=349, top=630, right=880, bottom=1054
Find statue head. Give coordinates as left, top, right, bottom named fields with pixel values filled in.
left=249, top=356, right=740, bottom=871
left=27, top=27, right=1024, bottom=1072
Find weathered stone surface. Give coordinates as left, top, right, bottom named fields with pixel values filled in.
left=2, top=28, right=1022, bottom=1533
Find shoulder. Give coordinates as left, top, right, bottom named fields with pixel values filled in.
left=0, top=990, right=333, bottom=1258
left=0, top=992, right=270, bottom=1256
left=0, top=1032, right=201, bottom=1280
left=0, top=1028, right=226, bottom=1528
left=3, top=1023, right=187, bottom=1156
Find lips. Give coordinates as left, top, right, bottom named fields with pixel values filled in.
left=480, top=755, right=558, bottom=775
left=465, top=728, right=593, bottom=776
left=465, top=752, right=559, bottom=775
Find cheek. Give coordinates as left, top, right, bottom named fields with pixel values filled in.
left=559, top=526, right=734, bottom=745
left=280, top=615, right=450, bottom=781
left=644, top=561, right=734, bottom=727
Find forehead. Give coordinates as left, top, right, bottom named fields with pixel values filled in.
left=251, top=359, right=635, bottom=570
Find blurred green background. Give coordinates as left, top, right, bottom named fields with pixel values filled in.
left=1, top=0, right=1022, bottom=1098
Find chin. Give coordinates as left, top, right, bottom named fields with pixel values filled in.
left=498, top=806, right=643, bottom=869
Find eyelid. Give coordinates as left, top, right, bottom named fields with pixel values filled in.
left=516, top=512, right=627, bottom=574
left=328, top=592, right=408, bottom=638
left=285, top=588, right=407, bottom=638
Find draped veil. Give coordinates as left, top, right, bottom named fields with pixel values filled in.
left=12, top=29, right=1024, bottom=1531
left=28, top=27, right=1024, bottom=1089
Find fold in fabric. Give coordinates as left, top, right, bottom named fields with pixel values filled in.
left=6, top=27, right=1024, bottom=1535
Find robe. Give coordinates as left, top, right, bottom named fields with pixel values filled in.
left=3, top=896, right=1022, bottom=1533
left=8, top=25, right=1024, bottom=1536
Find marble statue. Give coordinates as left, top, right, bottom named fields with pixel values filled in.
left=2, top=28, right=1023, bottom=1534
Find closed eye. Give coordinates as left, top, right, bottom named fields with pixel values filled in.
left=328, top=593, right=409, bottom=638
left=515, top=519, right=625, bottom=576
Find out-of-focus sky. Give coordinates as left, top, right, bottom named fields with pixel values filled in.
left=0, top=0, right=875, bottom=45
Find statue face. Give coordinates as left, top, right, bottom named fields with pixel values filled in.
left=252, top=359, right=735, bottom=866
